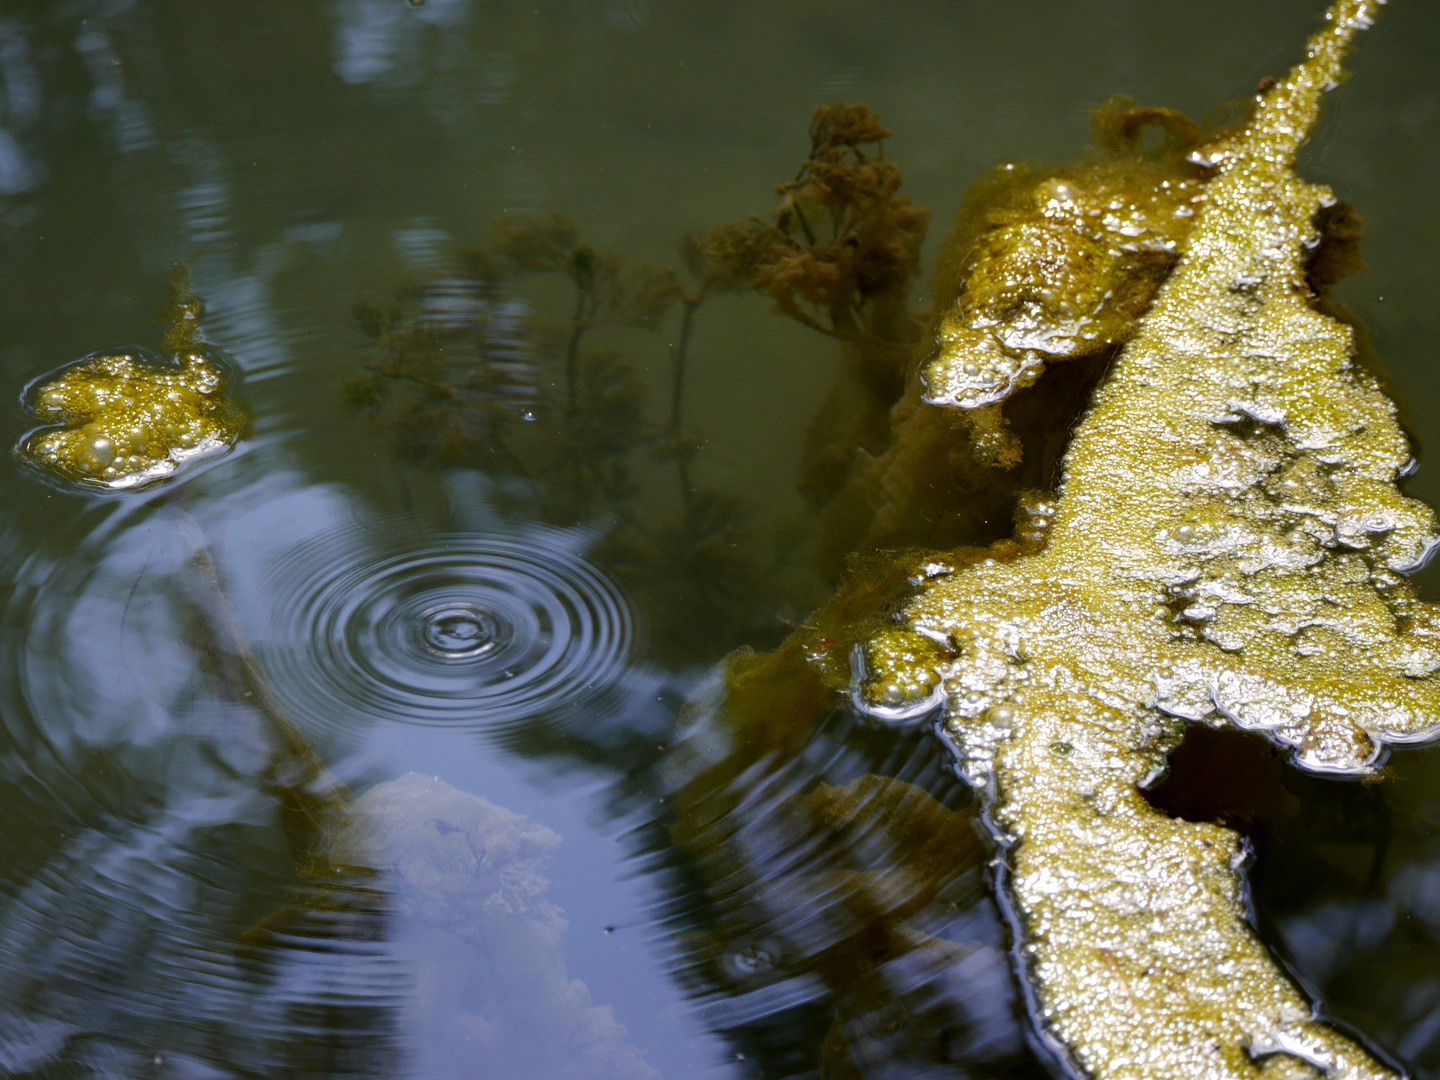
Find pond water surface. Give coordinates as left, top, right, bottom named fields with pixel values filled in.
left=1, top=2, right=1439, bottom=1078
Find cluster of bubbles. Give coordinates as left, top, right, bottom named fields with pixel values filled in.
left=16, top=350, right=244, bottom=490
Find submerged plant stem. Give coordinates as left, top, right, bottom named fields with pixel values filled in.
left=669, top=297, right=699, bottom=433
left=565, top=288, right=589, bottom=420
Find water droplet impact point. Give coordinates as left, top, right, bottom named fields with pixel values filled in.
left=421, top=604, right=501, bottom=659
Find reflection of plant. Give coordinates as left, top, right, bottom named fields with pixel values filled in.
left=558, top=347, right=649, bottom=510
left=654, top=228, right=765, bottom=506
left=601, top=488, right=775, bottom=661
left=345, top=107, right=933, bottom=646
left=670, top=771, right=1005, bottom=1079
left=489, top=212, right=682, bottom=519
left=492, top=211, right=679, bottom=420
left=648, top=546, right=1028, bottom=1074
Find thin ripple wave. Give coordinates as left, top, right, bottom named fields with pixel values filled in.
left=253, top=525, right=636, bottom=735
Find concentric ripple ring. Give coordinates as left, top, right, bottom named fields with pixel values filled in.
left=254, top=529, right=634, bottom=735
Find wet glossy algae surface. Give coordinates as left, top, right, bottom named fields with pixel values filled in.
left=862, top=2, right=1433, bottom=1077
left=922, top=110, right=1209, bottom=412
left=1, top=1, right=1440, bottom=1079
left=15, top=270, right=245, bottom=489
left=18, top=350, right=242, bottom=487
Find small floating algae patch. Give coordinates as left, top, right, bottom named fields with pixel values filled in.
left=15, top=266, right=244, bottom=489
left=855, top=0, right=1436, bottom=1077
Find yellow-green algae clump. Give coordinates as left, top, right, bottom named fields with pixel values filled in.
left=861, top=0, right=1432, bottom=1077
left=16, top=268, right=244, bottom=490
left=923, top=103, right=1210, bottom=416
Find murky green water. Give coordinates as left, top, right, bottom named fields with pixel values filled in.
left=0, top=1, right=1438, bottom=1077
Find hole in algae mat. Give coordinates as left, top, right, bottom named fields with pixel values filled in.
left=1144, top=726, right=1440, bottom=1069
left=1145, top=726, right=1391, bottom=892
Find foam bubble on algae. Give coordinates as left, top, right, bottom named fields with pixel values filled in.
left=862, top=1, right=1429, bottom=1076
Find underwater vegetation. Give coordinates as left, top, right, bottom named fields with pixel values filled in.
left=345, top=211, right=809, bottom=663
left=689, top=103, right=929, bottom=512
left=803, top=103, right=1216, bottom=579
left=14, top=265, right=246, bottom=490
left=809, top=102, right=1376, bottom=581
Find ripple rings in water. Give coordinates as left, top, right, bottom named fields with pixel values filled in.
left=255, top=529, right=634, bottom=734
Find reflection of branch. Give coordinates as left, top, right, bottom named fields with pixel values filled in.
left=172, top=505, right=386, bottom=958
left=667, top=296, right=705, bottom=509
left=166, top=501, right=349, bottom=850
